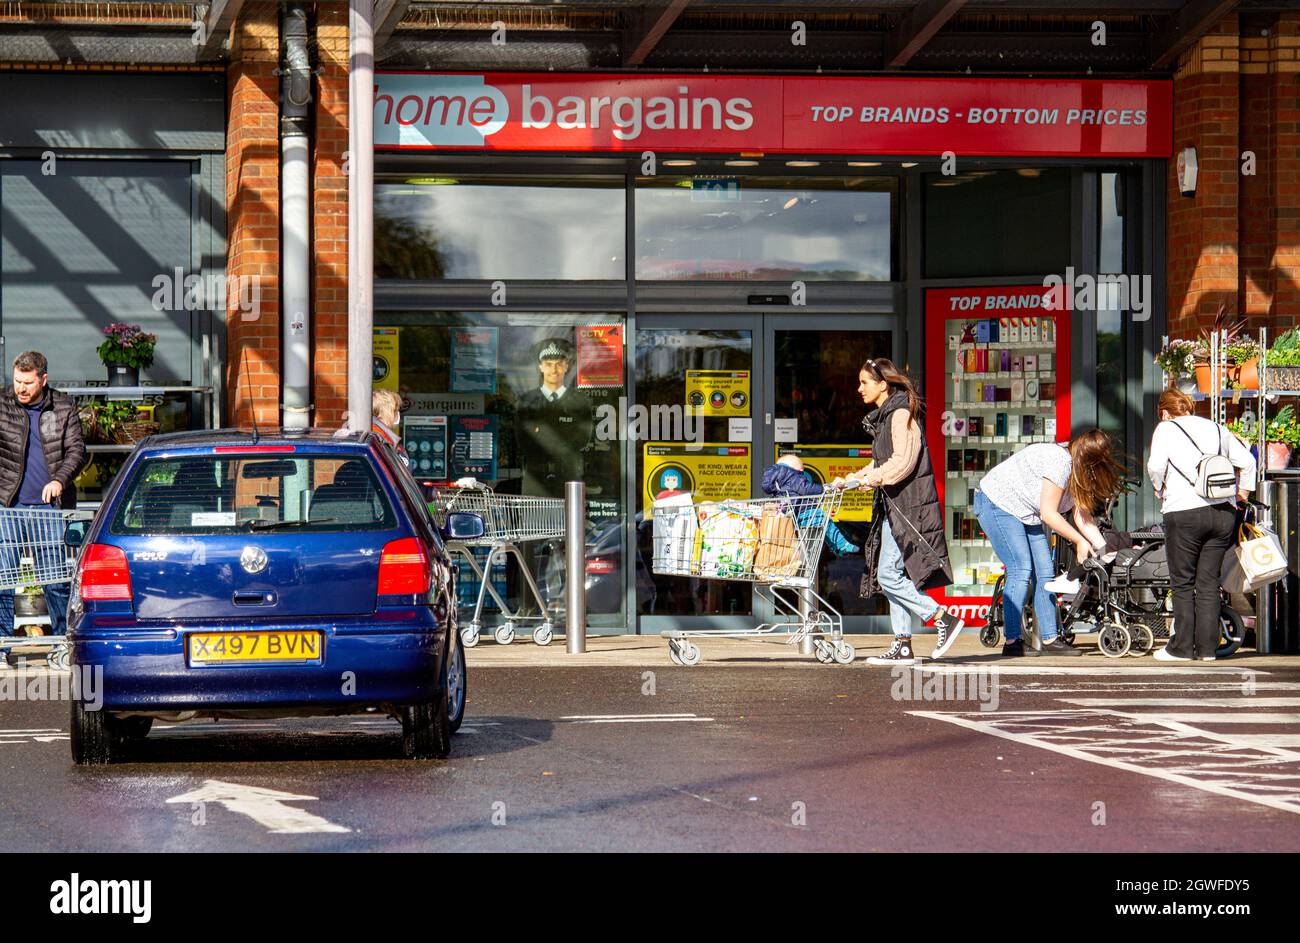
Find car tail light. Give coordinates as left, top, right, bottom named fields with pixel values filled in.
left=378, top=537, right=431, bottom=595
left=586, top=557, right=616, bottom=575
left=79, top=544, right=133, bottom=601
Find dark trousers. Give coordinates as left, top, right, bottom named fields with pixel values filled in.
left=1163, top=503, right=1238, bottom=658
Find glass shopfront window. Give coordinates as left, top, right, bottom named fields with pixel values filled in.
left=636, top=175, right=895, bottom=281
left=923, top=168, right=1071, bottom=279
left=375, top=176, right=625, bottom=279
left=375, top=311, right=629, bottom=628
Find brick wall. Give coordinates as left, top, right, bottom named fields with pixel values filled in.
left=313, top=4, right=351, bottom=431
left=1168, top=18, right=1240, bottom=341
left=1170, top=12, right=1300, bottom=345
left=225, top=1, right=281, bottom=428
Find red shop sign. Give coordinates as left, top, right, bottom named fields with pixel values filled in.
left=374, top=72, right=1172, bottom=158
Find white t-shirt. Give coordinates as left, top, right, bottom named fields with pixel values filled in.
left=978, top=443, right=1074, bottom=525
left=1147, top=415, right=1255, bottom=514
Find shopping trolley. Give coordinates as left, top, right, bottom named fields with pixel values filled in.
left=428, top=481, right=567, bottom=646
left=0, top=507, right=94, bottom=671
left=651, top=482, right=860, bottom=666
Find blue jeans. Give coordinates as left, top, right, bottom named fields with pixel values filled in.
left=877, top=517, right=940, bottom=637
left=974, top=491, right=1058, bottom=644
left=0, top=503, right=70, bottom=637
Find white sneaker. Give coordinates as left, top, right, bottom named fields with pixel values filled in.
left=1044, top=575, right=1081, bottom=595
left=1154, top=647, right=1190, bottom=662
left=1201, top=656, right=1217, bottom=662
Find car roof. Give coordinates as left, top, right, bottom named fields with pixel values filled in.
left=135, top=428, right=373, bottom=452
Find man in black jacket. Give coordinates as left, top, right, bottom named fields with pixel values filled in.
left=0, top=351, right=87, bottom=636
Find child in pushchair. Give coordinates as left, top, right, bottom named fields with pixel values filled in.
left=983, top=487, right=1247, bottom=658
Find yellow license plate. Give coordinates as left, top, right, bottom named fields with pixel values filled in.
left=188, top=631, right=322, bottom=665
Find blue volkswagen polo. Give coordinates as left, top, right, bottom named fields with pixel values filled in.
left=66, top=429, right=482, bottom=764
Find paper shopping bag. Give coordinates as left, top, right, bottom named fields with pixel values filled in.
left=1225, top=521, right=1288, bottom=591
left=754, top=504, right=800, bottom=580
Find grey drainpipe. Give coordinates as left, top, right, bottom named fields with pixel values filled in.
left=281, top=3, right=313, bottom=430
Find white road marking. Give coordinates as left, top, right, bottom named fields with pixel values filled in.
left=0, top=728, right=68, bottom=744
left=566, top=717, right=717, bottom=723
left=1063, top=698, right=1300, bottom=708
left=1117, top=713, right=1300, bottom=724
left=913, top=665, right=1270, bottom=676
left=560, top=713, right=702, bottom=720
left=913, top=709, right=1300, bottom=815
left=559, top=707, right=717, bottom=723
left=167, top=780, right=349, bottom=834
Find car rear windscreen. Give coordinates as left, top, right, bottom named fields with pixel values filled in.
left=111, top=453, right=398, bottom=535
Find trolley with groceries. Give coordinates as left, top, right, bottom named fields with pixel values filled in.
left=650, top=481, right=861, bottom=666
left=427, top=479, right=567, bottom=647
left=0, top=506, right=94, bottom=670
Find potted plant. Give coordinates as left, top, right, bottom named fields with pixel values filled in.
left=1193, top=304, right=1248, bottom=393
left=1155, top=339, right=1198, bottom=394
left=1266, top=327, right=1300, bottom=391
left=1224, top=335, right=1262, bottom=390
left=1265, top=405, right=1300, bottom=470
left=80, top=401, right=158, bottom=445
left=96, top=322, right=157, bottom=387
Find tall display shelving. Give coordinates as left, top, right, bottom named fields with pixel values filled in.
left=925, top=287, right=1072, bottom=625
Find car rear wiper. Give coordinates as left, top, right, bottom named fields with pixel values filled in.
left=246, top=518, right=335, bottom=530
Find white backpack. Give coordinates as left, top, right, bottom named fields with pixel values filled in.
left=1166, top=419, right=1238, bottom=501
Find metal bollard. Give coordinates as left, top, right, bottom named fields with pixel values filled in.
left=1259, top=480, right=1278, bottom=655
left=565, top=480, right=587, bottom=654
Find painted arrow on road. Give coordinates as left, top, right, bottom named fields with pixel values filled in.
left=167, top=780, right=350, bottom=834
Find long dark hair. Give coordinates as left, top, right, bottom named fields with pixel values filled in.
left=1067, top=428, right=1125, bottom=515
left=862, top=357, right=921, bottom=421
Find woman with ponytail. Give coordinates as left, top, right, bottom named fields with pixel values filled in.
left=837, top=358, right=959, bottom=665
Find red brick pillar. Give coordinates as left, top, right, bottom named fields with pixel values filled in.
left=1267, top=15, right=1300, bottom=328
left=225, top=2, right=281, bottom=428
left=313, top=5, right=351, bottom=431
left=1167, top=18, right=1241, bottom=340
left=1237, top=13, right=1300, bottom=338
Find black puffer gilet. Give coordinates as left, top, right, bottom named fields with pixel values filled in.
left=859, top=389, right=953, bottom=599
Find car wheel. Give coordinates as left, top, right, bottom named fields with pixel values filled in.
left=401, top=644, right=453, bottom=760
left=446, top=630, right=467, bottom=734
left=70, top=698, right=113, bottom=765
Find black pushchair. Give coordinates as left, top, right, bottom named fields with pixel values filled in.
left=981, top=487, right=1248, bottom=659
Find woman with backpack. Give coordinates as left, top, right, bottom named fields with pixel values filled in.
left=1147, top=387, right=1256, bottom=662
left=974, top=430, right=1123, bottom=656
left=836, top=358, right=960, bottom=665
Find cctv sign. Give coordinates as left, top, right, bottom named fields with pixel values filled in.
left=374, top=72, right=1172, bottom=157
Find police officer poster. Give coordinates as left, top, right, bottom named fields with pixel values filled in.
left=513, top=337, right=594, bottom=497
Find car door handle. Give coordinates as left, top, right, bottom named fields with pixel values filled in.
left=233, top=591, right=276, bottom=607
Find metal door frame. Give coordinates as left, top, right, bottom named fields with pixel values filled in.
left=762, top=313, right=901, bottom=634
left=634, top=313, right=765, bottom=635
left=633, top=311, right=903, bottom=635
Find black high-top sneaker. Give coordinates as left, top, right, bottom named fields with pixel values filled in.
left=928, top=606, right=966, bottom=658
left=867, top=636, right=916, bottom=666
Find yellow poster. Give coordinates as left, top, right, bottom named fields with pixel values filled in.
left=685, top=369, right=750, bottom=417
left=373, top=327, right=400, bottom=391
left=644, top=443, right=751, bottom=509
left=774, top=444, right=875, bottom=522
